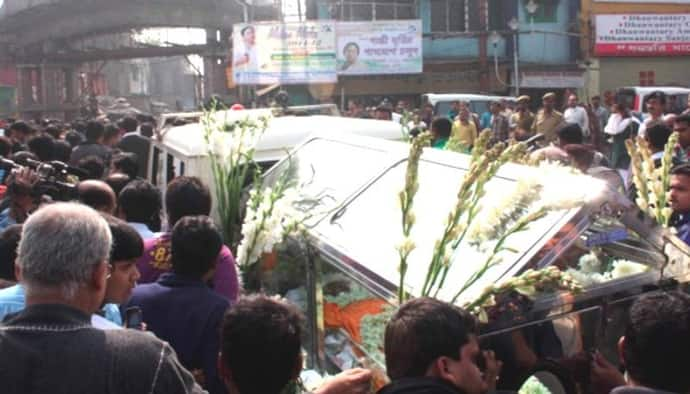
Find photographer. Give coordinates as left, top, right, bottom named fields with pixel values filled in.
left=0, top=168, right=41, bottom=232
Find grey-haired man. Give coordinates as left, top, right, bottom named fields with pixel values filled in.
left=0, top=202, right=205, bottom=394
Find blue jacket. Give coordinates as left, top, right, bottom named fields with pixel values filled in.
left=124, top=273, right=230, bottom=394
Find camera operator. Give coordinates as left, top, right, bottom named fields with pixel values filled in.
left=0, top=167, right=41, bottom=232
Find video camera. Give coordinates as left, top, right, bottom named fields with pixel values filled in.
left=0, top=157, right=87, bottom=202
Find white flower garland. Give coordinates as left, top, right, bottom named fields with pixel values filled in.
left=236, top=186, right=305, bottom=267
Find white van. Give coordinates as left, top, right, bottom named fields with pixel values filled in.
left=616, top=86, right=690, bottom=115
left=146, top=110, right=403, bottom=197
left=422, top=93, right=516, bottom=117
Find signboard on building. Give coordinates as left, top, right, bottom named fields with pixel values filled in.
left=595, top=0, right=690, bottom=3
left=336, top=20, right=422, bottom=75
left=232, top=21, right=337, bottom=85
left=520, top=71, right=585, bottom=88
left=594, top=14, right=690, bottom=56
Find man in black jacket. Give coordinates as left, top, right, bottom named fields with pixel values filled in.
left=379, top=298, right=501, bottom=394
left=0, top=202, right=204, bottom=394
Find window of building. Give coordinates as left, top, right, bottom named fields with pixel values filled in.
left=639, top=71, right=655, bottom=87
left=430, top=0, right=467, bottom=32
left=337, top=0, right=416, bottom=21
left=523, top=0, right=559, bottom=24
left=488, top=0, right=510, bottom=31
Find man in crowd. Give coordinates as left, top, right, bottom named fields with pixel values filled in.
left=510, top=95, right=535, bottom=141
left=138, top=176, right=239, bottom=302
left=27, top=134, right=55, bottom=162
left=0, top=203, right=203, bottom=393
left=96, top=215, right=143, bottom=328
left=111, top=152, right=140, bottom=180
left=564, top=94, right=590, bottom=139
left=118, top=116, right=151, bottom=179
left=6, top=121, right=32, bottom=153
left=591, top=95, right=610, bottom=132
left=447, top=101, right=461, bottom=121
left=430, top=118, right=452, bottom=149
left=0, top=211, right=142, bottom=329
left=0, top=224, right=21, bottom=289
left=375, top=105, right=393, bottom=121
left=125, top=215, right=228, bottom=394
left=591, top=291, right=690, bottom=394
left=669, top=164, right=690, bottom=246
left=219, top=295, right=373, bottom=394
left=638, top=91, right=666, bottom=138
left=644, top=124, right=674, bottom=166
left=78, top=179, right=117, bottom=215
left=379, top=297, right=501, bottom=394
left=673, top=114, right=690, bottom=159
left=500, top=99, right=514, bottom=119
left=103, top=124, right=122, bottom=149
left=70, top=120, right=111, bottom=166
left=0, top=167, right=39, bottom=231
left=459, top=101, right=481, bottom=131
left=118, top=179, right=162, bottom=240
left=532, top=92, right=565, bottom=145
left=489, top=101, right=509, bottom=144
left=451, top=106, right=477, bottom=151
left=421, top=103, right=435, bottom=126
left=683, top=95, right=690, bottom=115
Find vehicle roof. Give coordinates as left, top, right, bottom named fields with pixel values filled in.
left=423, top=93, right=516, bottom=103
left=155, top=114, right=402, bottom=162
left=619, top=86, right=690, bottom=95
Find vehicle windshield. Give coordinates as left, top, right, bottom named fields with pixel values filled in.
left=435, top=100, right=491, bottom=117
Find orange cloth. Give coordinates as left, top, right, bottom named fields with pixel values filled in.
left=323, top=298, right=387, bottom=344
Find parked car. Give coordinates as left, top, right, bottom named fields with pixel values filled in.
left=616, top=86, right=690, bottom=115
left=422, top=93, right=517, bottom=117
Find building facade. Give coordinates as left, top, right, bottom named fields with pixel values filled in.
left=306, top=0, right=582, bottom=107
left=581, top=0, right=690, bottom=97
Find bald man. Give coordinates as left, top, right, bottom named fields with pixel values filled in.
left=77, top=180, right=116, bottom=215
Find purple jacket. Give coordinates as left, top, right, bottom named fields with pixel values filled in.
left=137, top=233, right=240, bottom=302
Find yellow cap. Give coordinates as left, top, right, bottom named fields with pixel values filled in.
left=517, top=95, right=531, bottom=103
left=542, top=92, right=556, bottom=100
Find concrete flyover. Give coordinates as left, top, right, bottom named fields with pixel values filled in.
left=0, top=0, right=273, bottom=48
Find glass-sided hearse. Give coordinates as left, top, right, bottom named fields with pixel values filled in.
left=253, top=133, right=690, bottom=394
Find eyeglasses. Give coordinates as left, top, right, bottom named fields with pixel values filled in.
left=106, top=264, right=113, bottom=280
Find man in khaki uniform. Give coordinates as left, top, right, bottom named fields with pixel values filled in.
left=531, top=92, right=565, bottom=144
left=510, top=95, right=535, bottom=141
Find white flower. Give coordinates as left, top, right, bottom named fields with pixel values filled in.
left=469, top=176, right=541, bottom=243
left=609, top=260, right=648, bottom=279
left=577, top=252, right=602, bottom=274
left=396, top=238, right=416, bottom=258
left=565, top=269, right=607, bottom=287
left=236, top=182, right=306, bottom=267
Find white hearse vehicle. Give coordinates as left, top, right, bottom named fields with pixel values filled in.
left=146, top=108, right=403, bottom=199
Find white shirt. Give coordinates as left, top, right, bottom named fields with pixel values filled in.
left=604, top=113, right=639, bottom=136
left=564, top=106, right=590, bottom=137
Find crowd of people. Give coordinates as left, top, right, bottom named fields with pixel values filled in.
left=0, top=92, right=688, bottom=394
left=350, top=91, right=690, bottom=246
